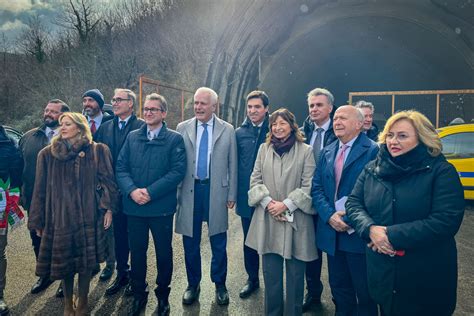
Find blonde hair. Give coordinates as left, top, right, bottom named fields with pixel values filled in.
left=379, top=110, right=442, bottom=156
left=266, top=108, right=305, bottom=144
left=57, top=112, right=93, bottom=144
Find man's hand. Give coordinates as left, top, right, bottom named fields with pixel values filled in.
left=227, top=201, right=235, bottom=209
left=130, top=188, right=151, bottom=205
left=104, top=210, right=112, bottom=229
left=328, top=211, right=350, bottom=232
left=36, top=229, right=43, bottom=237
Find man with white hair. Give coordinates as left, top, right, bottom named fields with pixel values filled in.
left=175, top=87, right=237, bottom=306
left=311, top=105, right=378, bottom=316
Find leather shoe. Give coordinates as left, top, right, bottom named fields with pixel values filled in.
left=55, top=283, right=64, bottom=298
left=182, top=284, right=200, bottom=305
left=99, top=266, right=114, bottom=281
left=239, top=280, right=259, bottom=299
left=105, top=274, right=129, bottom=296
left=128, top=296, right=147, bottom=316
left=0, top=298, right=9, bottom=315
left=302, top=293, right=321, bottom=312
left=157, top=299, right=170, bottom=316
left=30, top=277, right=53, bottom=294
left=216, top=285, right=229, bottom=305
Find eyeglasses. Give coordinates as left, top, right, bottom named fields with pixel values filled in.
left=143, top=107, right=164, bottom=114
left=386, top=133, right=413, bottom=142
left=111, top=97, right=131, bottom=103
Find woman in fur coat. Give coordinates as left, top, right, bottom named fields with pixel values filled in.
left=246, top=108, right=317, bottom=316
left=28, top=112, right=118, bottom=316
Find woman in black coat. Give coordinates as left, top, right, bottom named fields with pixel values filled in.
left=346, top=110, right=464, bottom=316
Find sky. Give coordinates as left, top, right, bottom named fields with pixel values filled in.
left=0, top=0, right=113, bottom=46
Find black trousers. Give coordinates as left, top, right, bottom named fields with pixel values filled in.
left=241, top=216, right=259, bottom=282
left=113, top=208, right=130, bottom=276
left=128, top=214, right=173, bottom=300
left=30, top=229, right=41, bottom=260
left=305, top=215, right=324, bottom=299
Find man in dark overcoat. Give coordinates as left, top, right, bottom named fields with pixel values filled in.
left=235, top=90, right=269, bottom=298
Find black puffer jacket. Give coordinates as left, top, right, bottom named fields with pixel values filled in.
left=346, top=144, right=464, bottom=316
left=0, top=126, right=23, bottom=188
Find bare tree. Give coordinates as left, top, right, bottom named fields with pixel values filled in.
left=55, top=0, right=101, bottom=45
left=17, top=15, right=50, bottom=63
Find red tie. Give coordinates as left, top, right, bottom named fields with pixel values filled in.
left=334, top=144, right=348, bottom=196
left=90, top=120, right=96, bottom=134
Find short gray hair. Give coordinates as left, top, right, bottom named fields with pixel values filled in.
left=307, top=88, right=334, bottom=105
left=115, top=88, right=137, bottom=106
left=354, top=100, right=374, bottom=112
left=145, top=93, right=168, bottom=112
left=355, top=107, right=365, bottom=122
left=195, top=87, right=218, bottom=105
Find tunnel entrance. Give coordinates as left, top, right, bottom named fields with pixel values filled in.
left=258, top=15, right=473, bottom=125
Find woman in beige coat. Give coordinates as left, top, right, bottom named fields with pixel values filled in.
left=246, top=108, right=317, bottom=316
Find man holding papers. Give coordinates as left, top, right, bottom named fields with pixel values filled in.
left=311, top=105, right=378, bottom=316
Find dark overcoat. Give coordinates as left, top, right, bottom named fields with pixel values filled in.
left=28, top=138, right=119, bottom=280
left=235, top=116, right=269, bottom=218
left=19, top=125, right=49, bottom=210
left=346, top=144, right=465, bottom=316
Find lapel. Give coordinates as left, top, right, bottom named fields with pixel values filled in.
left=324, top=141, right=338, bottom=180
left=343, top=133, right=369, bottom=172
left=212, top=115, right=225, bottom=150
left=184, top=117, right=197, bottom=151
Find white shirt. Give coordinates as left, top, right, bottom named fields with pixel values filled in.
left=147, top=125, right=162, bottom=140
left=195, top=115, right=214, bottom=178
left=310, top=119, right=331, bottom=150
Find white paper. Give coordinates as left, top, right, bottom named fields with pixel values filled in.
left=335, top=196, right=355, bottom=235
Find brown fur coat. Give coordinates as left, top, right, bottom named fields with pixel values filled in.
left=28, top=137, right=118, bottom=280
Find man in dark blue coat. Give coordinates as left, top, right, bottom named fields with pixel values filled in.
left=95, top=88, right=145, bottom=293
left=312, top=105, right=378, bottom=316
left=235, top=90, right=269, bottom=299
left=116, top=93, right=186, bottom=316
left=300, top=88, right=338, bottom=311
left=354, top=100, right=379, bottom=141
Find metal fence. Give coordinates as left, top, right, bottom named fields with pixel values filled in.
left=138, top=76, right=196, bottom=129
left=349, top=89, right=474, bottom=129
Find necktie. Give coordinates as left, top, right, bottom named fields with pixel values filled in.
left=197, top=123, right=209, bottom=179
left=90, top=120, right=96, bottom=134
left=119, top=121, right=126, bottom=130
left=48, top=130, right=55, bottom=143
left=312, top=127, right=324, bottom=163
left=334, top=144, right=349, bottom=197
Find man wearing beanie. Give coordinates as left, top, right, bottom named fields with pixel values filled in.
left=82, top=89, right=113, bottom=135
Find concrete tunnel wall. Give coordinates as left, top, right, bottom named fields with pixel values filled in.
left=205, top=0, right=474, bottom=127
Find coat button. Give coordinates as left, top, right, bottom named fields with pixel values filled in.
left=393, top=290, right=397, bottom=294
left=392, top=199, right=396, bottom=202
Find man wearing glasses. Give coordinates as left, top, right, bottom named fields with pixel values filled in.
left=95, top=88, right=145, bottom=296
left=82, top=88, right=113, bottom=135
left=116, top=93, right=186, bottom=316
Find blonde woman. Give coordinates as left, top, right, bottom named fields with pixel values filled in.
left=28, top=112, right=118, bottom=315
left=246, top=108, right=317, bottom=315
left=347, top=110, right=464, bottom=316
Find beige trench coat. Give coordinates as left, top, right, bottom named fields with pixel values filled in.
left=245, top=141, right=317, bottom=262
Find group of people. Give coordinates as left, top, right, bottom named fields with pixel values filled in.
left=0, top=85, right=465, bottom=316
